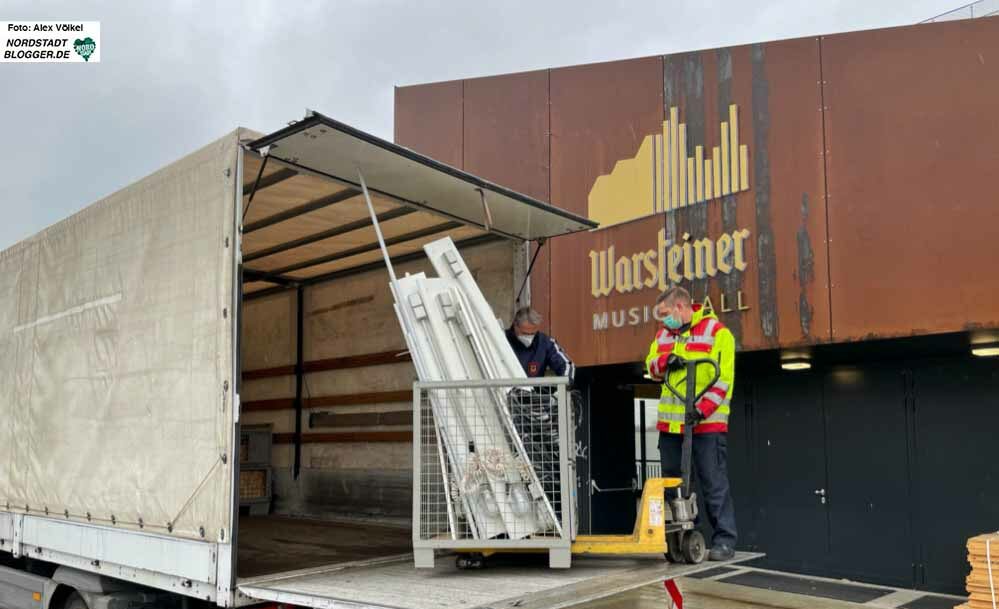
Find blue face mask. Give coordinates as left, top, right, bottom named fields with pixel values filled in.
left=664, top=314, right=683, bottom=330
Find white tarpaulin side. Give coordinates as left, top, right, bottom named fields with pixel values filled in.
left=0, top=130, right=242, bottom=542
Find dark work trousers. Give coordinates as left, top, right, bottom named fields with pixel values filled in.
left=658, top=432, right=738, bottom=548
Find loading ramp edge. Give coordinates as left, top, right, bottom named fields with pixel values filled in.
left=237, top=551, right=762, bottom=609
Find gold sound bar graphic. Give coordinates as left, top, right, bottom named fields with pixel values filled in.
left=653, top=104, right=750, bottom=211
left=655, top=134, right=664, bottom=213
left=670, top=107, right=679, bottom=209
left=695, top=146, right=704, bottom=203
left=679, top=123, right=687, bottom=207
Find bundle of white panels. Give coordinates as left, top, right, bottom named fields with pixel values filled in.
left=391, top=237, right=560, bottom=540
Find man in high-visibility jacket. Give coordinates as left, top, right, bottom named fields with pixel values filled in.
left=645, top=286, right=737, bottom=561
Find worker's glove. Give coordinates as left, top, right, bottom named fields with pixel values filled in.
left=685, top=409, right=705, bottom=427
left=666, top=354, right=686, bottom=371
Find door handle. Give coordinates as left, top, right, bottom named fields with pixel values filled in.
left=591, top=479, right=638, bottom=495
left=814, top=488, right=827, bottom=504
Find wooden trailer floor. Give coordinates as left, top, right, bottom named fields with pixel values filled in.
left=237, top=516, right=412, bottom=579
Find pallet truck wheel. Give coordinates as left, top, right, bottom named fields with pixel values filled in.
left=456, top=553, right=485, bottom=570
left=665, top=532, right=686, bottom=563
left=682, top=530, right=707, bottom=564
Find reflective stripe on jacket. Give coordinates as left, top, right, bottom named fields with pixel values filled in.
left=644, top=305, right=735, bottom=434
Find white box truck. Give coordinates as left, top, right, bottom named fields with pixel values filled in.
left=0, top=112, right=749, bottom=609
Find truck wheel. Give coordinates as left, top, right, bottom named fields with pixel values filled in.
left=681, top=530, right=707, bottom=564
left=63, top=593, right=88, bottom=609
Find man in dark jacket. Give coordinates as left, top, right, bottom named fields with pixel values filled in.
left=506, top=307, right=575, bottom=384
left=506, top=307, right=575, bottom=522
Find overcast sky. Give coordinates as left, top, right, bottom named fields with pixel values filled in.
left=0, top=0, right=961, bottom=250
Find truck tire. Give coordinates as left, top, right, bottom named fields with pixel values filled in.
left=63, top=592, right=88, bottom=609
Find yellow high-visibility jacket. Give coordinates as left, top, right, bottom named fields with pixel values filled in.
left=644, top=305, right=735, bottom=434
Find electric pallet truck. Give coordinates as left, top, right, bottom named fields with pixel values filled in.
left=455, top=356, right=720, bottom=569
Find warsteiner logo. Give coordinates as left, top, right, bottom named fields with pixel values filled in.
left=585, top=104, right=756, bottom=329
left=73, top=37, right=95, bottom=61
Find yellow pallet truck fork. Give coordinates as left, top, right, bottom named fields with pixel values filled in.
left=456, top=357, right=720, bottom=570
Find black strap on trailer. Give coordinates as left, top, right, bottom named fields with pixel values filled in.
left=242, top=154, right=270, bottom=224
left=294, top=285, right=305, bottom=479
left=515, top=238, right=547, bottom=307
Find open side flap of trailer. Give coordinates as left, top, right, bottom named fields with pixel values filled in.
left=248, top=111, right=595, bottom=241
left=238, top=112, right=596, bottom=299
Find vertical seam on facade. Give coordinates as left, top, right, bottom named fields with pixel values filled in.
left=818, top=37, right=834, bottom=343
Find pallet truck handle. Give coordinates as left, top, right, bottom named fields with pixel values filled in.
left=660, top=358, right=721, bottom=403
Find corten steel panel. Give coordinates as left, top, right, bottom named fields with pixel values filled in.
left=548, top=56, right=665, bottom=367
left=394, top=80, right=463, bottom=168
left=462, top=70, right=552, bottom=324
left=749, top=38, right=830, bottom=348
left=549, top=42, right=828, bottom=367
left=665, top=40, right=828, bottom=353
left=569, top=216, right=666, bottom=366
left=659, top=47, right=771, bottom=354
left=463, top=70, right=550, bottom=200
left=823, top=19, right=999, bottom=340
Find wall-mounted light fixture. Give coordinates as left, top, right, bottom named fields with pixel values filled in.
left=972, top=342, right=999, bottom=358
left=780, top=354, right=812, bottom=371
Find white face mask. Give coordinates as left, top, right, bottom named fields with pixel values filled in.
left=517, top=334, right=536, bottom=347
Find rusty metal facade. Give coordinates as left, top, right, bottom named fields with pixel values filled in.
left=462, top=70, right=553, bottom=323
left=394, top=80, right=463, bottom=168
left=821, top=18, right=999, bottom=341
left=394, top=19, right=999, bottom=367
left=548, top=56, right=666, bottom=366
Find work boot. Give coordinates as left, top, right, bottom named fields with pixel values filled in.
left=708, top=544, right=735, bottom=561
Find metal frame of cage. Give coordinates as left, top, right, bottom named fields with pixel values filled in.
left=412, top=377, right=576, bottom=569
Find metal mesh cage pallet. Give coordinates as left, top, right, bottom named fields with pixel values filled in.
left=412, top=377, right=576, bottom=568
left=239, top=469, right=269, bottom=500
left=240, top=424, right=273, bottom=465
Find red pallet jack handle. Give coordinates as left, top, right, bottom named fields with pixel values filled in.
left=664, top=579, right=683, bottom=609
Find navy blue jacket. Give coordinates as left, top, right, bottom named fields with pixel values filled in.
left=506, top=327, right=575, bottom=385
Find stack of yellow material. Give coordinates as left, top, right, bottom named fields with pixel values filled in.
left=960, top=532, right=999, bottom=609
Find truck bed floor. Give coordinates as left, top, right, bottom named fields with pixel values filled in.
left=237, top=516, right=412, bottom=578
